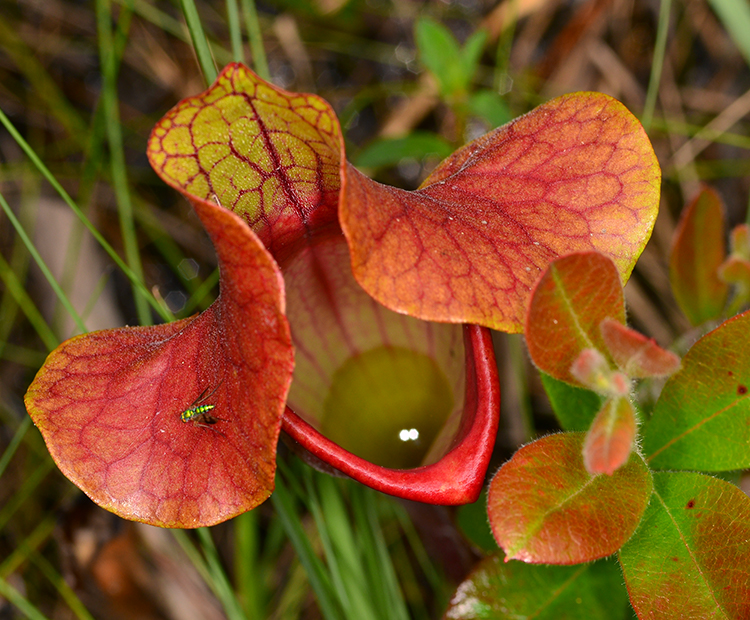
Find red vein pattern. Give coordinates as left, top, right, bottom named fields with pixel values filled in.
left=148, top=63, right=343, bottom=264
left=341, top=92, right=660, bottom=332
left=25, top=202, right=294, bottom=527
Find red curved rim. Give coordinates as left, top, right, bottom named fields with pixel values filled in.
left=281, top=324, right=500, bottom=505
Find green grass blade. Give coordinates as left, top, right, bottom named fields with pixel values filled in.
left=0, top=19, right=87, bottom=145
left=0, top=110, right=174, bottom=321
left=302, top=472, right=355, bottom=618
left=641, top=0, right=671, bottom=131
left=0, top=458, right=54, bottom=533
left=271, top=476, right=344, bottom=620
left=96, top=0, right=151, bottom=326
left=354, top=488, right=410, bottom=620
left=0, top=417, right=32, bottom=480
left=708, top=0, right=750, bottom=68
left=31, top=552, right=97, bottom=620
left=0, top=251, right=58, bottom=351
left=234, top=510, right=265, bottom=619
left=0, top=191, right=87, bottom=335
left=180, top=0, right=219, bottom=84
left=0, top=515, right=56, bottom=578
left=240, top=0, right=269, bottom=79
left=227, top=0, right=244, bottom=63
left=316, top=476, right=376, bottom=620
left=0, top=108, right=171, bottom=323
left=196, top=528, right=247, bottom=620
left=0, top=577, right=50, bottom=620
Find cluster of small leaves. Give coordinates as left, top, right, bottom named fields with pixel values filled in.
left=446, top=239, right=750, bottom=617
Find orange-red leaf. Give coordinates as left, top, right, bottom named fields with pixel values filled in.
left=583, top=396, right=637, bottom=475
left=341, top=92, right=660, bottom=332
left=599, top=318, right=681, bottom=378
left=25, top=201, right=294, bottom=527
left=669, top=186, right=728, bottom=326
left=487, top=432, right=652, bottom=564
left=525, top=252, right=626, bottom=384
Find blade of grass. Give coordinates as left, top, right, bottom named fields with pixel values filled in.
left=170, top=529, right=213, bottom=585
left=0, top=577, right=50, bottom=620
left=0, top=191, right=87, bottom=335
left=642, top=0, right=672, bottom=132
left=180, top=0, right=219, bottom=84
left=181, top=267, right=219, bottom=316
left=234, top=510, right=264, bottom=619
left=0, top=515, right=56, bottom=579
left=0, top=417, right=32, bottom=480
left=0, top=109, right=171, bottom=323
left=30, top=551, right=97, bottom=620
left=271, top=475, right=344, bottom=620
left=0, top=458, right=54, bottom=533
left=352, top=487, right=410, bottom=620
left=315, top=475, right=377, bottom=620
left=708, top=0, right=750, bottom=68
left=0, top=251, right=58, bottom=351
left=0, top=19, right=87, bottom=145
left=240, top=0, right=269, bottom=79
left=196, top=527, right=247, bottom=620
left=96, top=0, right=151, bottom=326
left=301, top=472, right=356, bottom=619
left=227, top=0, right=244, bottom=63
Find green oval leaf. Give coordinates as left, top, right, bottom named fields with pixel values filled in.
left=525, top=252, right=626, bottom=384
left=643, top=309, right=750, bottom=471
left=444, top=554, right=629, bottom=619
left=487, top=432, right=652, bottom=564
left=619, top=471, right=750, bottom=619
left=342, top=93, right=660, bottom=333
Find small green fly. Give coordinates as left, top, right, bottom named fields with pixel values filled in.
left=180, top=383, right=225, bottom=430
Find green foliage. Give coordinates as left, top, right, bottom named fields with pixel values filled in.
left=540, top=372, right=604, bottom=432
left=415, top=17, right=487, bottom=100
left=3, top=0, right=750, bottom=618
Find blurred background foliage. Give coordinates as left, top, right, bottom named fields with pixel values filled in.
left=1, top=0, right=750, bottom=618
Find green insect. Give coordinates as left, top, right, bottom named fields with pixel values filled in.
left=180, top=383, right=225, bottom=429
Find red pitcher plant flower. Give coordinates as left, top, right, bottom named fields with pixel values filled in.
left=24, top=63, right=660, bottom=528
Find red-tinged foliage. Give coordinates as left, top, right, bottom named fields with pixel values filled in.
left=599, top=318, right=680, bottom=378
left=283, top=324, right=499, bottom=505
left=487, top=433, right=652, bottom=565
left=643, top=309, right=750, bottom=471
left=341, top=93, right=660, bottom=333
left=147, top=63, right=342, bottom=264
left=669, top=186, right=728, bottom=326
left=718, top=255, right=750, bottom=289
left=570, top=348, right=630, bottom=396
left=145, top=63, right=500, bottom=505
left=582, top=396, right=636, bottom=475
left=24, top=201, right=294, bottom=527
left=620, top=472, right=750, bottom=619
left=525, top=252, right=626, bottom=385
